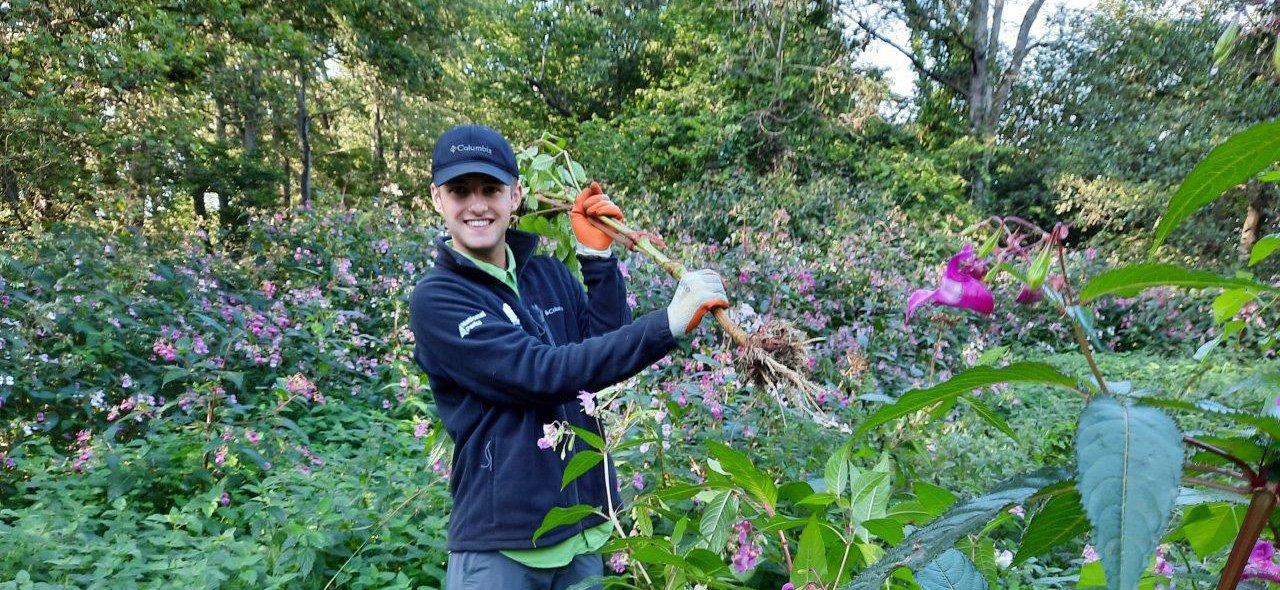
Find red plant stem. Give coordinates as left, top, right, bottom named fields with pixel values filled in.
left=1185, top=462, right=1247, bottom=481
left=1054, top=243, right=1107, bottom=397
left=1218, top=486, right=1278, bottom=590
left=1184, top=436, right=1260, bottom=483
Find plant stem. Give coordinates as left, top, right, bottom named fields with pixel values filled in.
left=1217, top=485, right=1277, bottom=590
left=1184, top=436, right=1259, bottom=483
left=1054, top=243, right=1107, bottom=397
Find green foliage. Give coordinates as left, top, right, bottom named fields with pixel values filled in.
left=1079, top=263, right=1272, bottom=301
left=847, top=468, right=1071, bottom=590
left=916, top=549, right=991, bottom=590
left=1152, top=118, right=1280, bottom=252
left=1075, top=397, right=1184, bottom=590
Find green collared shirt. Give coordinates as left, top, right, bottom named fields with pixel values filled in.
left=447, top=240, right=611, bottom=566
left=449, top=243, right=519, bottom=296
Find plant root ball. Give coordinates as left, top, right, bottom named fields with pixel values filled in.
left=735, top=319, right=810, bottom=389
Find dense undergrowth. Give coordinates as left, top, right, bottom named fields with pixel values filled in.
left=0, top=182, right=1268, bottom=588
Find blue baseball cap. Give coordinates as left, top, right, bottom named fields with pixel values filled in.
left=431, top=124, right=519, bottom=186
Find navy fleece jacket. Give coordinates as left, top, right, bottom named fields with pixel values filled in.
left=409, top=229, right=678, bottom=551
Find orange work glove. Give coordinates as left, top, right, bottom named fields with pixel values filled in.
left=570, top=181, right=624, bottom=251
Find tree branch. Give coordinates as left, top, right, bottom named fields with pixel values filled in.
left=989, top=0, right=1047, bottom=129
left=853, top=19, right=967, bottom=96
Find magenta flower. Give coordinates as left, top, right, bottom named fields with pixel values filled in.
left=906, top=244, right=995, bottom=321
left=1244, top=539, right=1280, bottom=582
left=1015, top=285, right=1044, bottom=305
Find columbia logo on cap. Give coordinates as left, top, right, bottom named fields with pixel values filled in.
left=450, top=144, right=494, bottom=155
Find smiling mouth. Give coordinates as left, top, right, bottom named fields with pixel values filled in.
left=464, top=219, right=493, bottom=228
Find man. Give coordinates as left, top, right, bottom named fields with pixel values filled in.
left=408, top=124, right=729, bottom=590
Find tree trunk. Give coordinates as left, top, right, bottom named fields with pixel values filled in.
left=244, top=66, right=262, bottom=156
left=371, top=85, right=385, bottom=178
left=1239, top=178, right=1269, bottom=265
left=297, top=63, right=311, bottom=209
left=2, top=166, right=20, bottom=221
left=392, top=86, right=402, bottom=176
left=215, top=97, right=226, bottom=143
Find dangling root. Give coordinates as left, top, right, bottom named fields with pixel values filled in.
left=733, top=319, right=842, bottom=428
left=532, top=192, right=844, bottom=427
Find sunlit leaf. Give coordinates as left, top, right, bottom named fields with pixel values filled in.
left=1079, top=264, right=1270, bottom=301
left=1014, top=490, right=1090, bottom=565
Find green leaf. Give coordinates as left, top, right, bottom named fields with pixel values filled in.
left=914, top=549, right=990, bottom=590
left=825, top=441, right=853, bottom=498
left=862, top=518, right=905, bottom=545
left=1133, top=394, right=1280, bottom=439
left=1027, top=245, right=1053, bottom=291
left=915, top=482, right=958, bottom=517
left=697, top=490, right=739, bottom=551
left=561, top=450, right=603, bottom=490
left=1181, top=502, right=1246, bottom=559
left=1193, top=320, right=1245, bottom=361
left=1153, top=118, right=1280, bottom=252
left=1078, top=560, right=1107, bottom=587
left=850, top=469, right=891, bottom=540
left=1251, top=234, right=1280, bottom=266
left=531, top=153, right=555, bottom=171
left=532, top=504, right=598, bottom=544
left=1079, top=264, right=1270, bottom=302
left=570, top=426, right=605, bottom=451
left=1076, top=397, right=1183, bottom=590
left=1014, top=490, right=1091, bottom=565
left=1213, top=290, right=1257, bottom=324
left=161, top=367, right=190, bottom=386
left=846, top=468, right=1070, bottom=590
left=1213, top=23, right=1241, bottom=68
left=958, top=394, right=1018, bottom=442
left=856, top=363, right=1077, bottom=437
left=707, top=441, right=776, bottom=510
left=793, top=516, right=829, bottom=587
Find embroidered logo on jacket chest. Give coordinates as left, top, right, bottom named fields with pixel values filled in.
left=458, top=311, right=486, bottom=338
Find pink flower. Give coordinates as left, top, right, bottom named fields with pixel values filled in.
left=608, top=551, right=628, bottom=573
left=413, top=421, right=429, bottom=439
left=1082, top=544, right=1099, bottom=563
left=906, top=244, right=994, bottom=321
left=632, top=473, right=645, bottom=490
left=1244, top=539, right=1280, bottom=582
left=220, top=492, right=230, bottom=506
left=1153, top=544, right=1173, bottom=577
left=245, top=430, right=261, bottom=444
left=1015, top=285, right=1043, bottom=304
left=578, top=391, right=597, bottom=416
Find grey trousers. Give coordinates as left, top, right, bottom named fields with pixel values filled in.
left=446, top=551, right=604, bottom=590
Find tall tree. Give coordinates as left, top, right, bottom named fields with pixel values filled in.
left=844, top=0, right=1049, bottom=203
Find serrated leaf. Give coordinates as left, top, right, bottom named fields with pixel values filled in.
left=1153, top=118, right=1280, bottom=252
left=697, top=490, right=738, bottom=551
left=914, top=549, right=990, bottom=590
left=1079, top=264, right=1270, bottom=302
left=959, top=394, right=1018, bottom=442
left=1250, top=235, right=1280, bottom=266
left=1076, top=397, right=1183, bottom=590
left=845, top=468, right=1070, bottom=590
left=561, top=450, right=603, bottom=490
left=856, top=363, right=1077, bottom=436
left=532, top=504, right=598, bottom=544
left=1014, top=490, right=1091, bottom=565
left=1181, top=503, right=1246, bottom=559
left=707, top=441, right=776, bottom=510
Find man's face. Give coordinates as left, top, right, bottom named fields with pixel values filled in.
left=431, top=173, right=523, bottom=266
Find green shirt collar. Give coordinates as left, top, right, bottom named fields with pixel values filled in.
left=448, top=242, right=519, bottom=296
